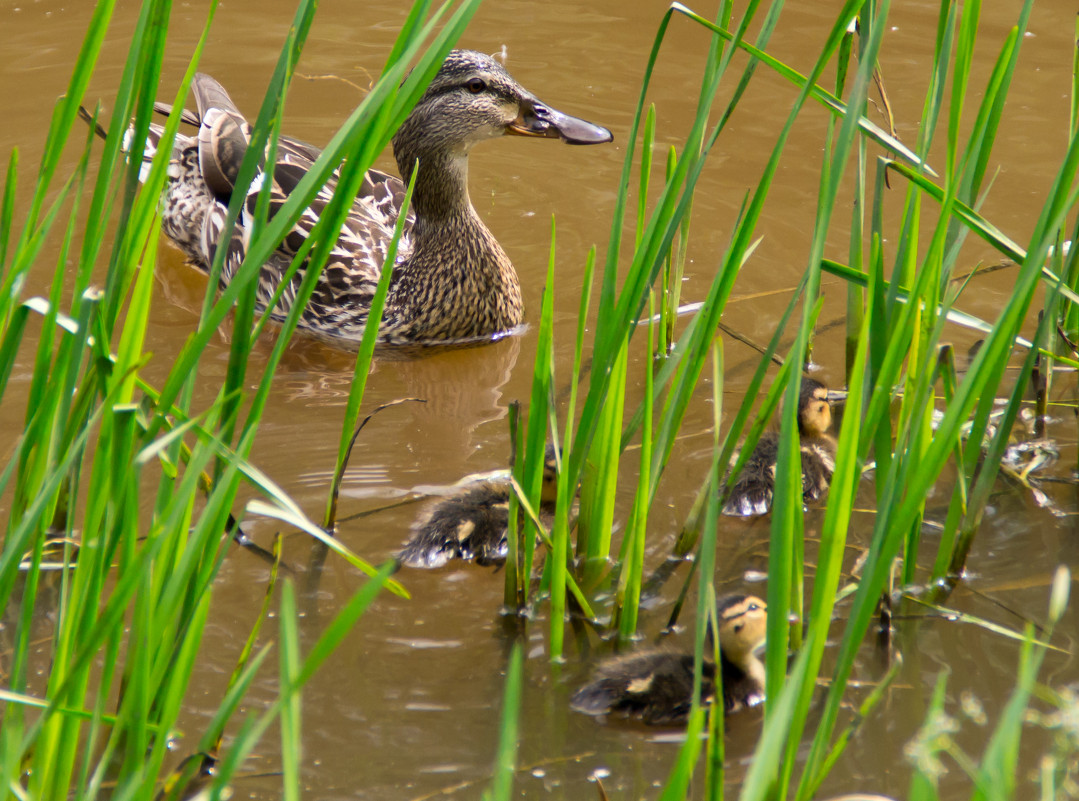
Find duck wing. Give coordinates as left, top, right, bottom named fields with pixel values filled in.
left=722, top=433, right=779, bottom=516
left=185, top=74, right=414, bottom=328
left=397, top=481, right=512, bottom=568
left=571, top=652, right=711, bottom=725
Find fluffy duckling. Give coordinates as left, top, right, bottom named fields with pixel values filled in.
left=723, top=377, right=837, bottom=516
left=570, top=594, right=767, bottom=725
left=398, top=447, right=558, bottom=568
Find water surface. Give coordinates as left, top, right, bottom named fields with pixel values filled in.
left=0, top=0, right=1076, bottom=797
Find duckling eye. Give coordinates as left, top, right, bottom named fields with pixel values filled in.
left=465, top=77, right=487, bottom=94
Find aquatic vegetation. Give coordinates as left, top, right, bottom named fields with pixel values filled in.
left=501, top=0, right=1078, bottom=797
left=0, top=0, right=1076, bottom=797
left=0, top=0, right=485, bottom=797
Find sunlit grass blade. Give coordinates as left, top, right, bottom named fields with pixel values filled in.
left=279, top=582, right=303, bottom=801
left=484, top=644, right=522, bottom=801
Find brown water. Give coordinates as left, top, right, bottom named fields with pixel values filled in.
left=2, top=0, right=1078, bottom=798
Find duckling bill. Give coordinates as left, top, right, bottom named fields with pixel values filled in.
left=723, top=378, right=838, bottom=516
left=571, top=594, right=767, bottom=725
left=398, top=448, right=558, bottom=568
left=123, top=50, right=612, bottom=345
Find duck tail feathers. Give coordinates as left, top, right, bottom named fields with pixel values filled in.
left=396, top=540, right=454, bottom=569
left=192, top=73, right=242, bottom=119
left=153, top=100, right=201, bottom=127
left=77, top=106, right=109, bottom=141
left=78, top=106, right=192, bottom=185
left=569, top=681, right=620, bottom=716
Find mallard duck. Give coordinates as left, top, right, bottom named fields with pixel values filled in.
left=723, top=377, right=838, bottom=516
left=570, top=594, right=767, bottom=725
left=139, top=50, right=612, bottom=345
left=398, top=446, right=558, bottom=568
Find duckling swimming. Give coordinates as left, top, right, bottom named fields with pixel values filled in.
left=723, top=378, right=837, bottom=516
left=129, top=50, right=612, bottom=345
left=570, top=594, right=767, bottom=725
left=398, top=448, right=558, bottom=568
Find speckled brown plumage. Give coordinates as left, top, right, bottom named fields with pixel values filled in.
left=723, top=377, right=838, bottom=516
left=571, top=595, right=767, bottom=725
left=134, top=50, right=612, bottom=345
left=398, top=447, right=559, bottom=568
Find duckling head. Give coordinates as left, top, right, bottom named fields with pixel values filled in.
left=541, top=443, right=560, bottom=504
left=797, top=378, right=833, bottom=438
left=393, top=50, right=612, bottom=186
left=716, top=594, right=767, bottom=669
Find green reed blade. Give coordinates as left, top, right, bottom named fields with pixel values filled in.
left=323, top=175, right=414, bottom=531
left=280, top=582, right=302, bottom=801
left=530, top=222, right=563, bottom=647
left=248, top=500, right=408, bottom=597
left=485, top=644, right=522, bottom=801
left=10, top=0, right=115, bottom=261
left=671, top=3, right=927, bottom=171
left=970, top=570, right=1069, bottom=801
left=907, top=672, right=950, bottom=801
left=613, top=294, right=654, bottom=643
left=739, top=645, right=814, bottom=801
left=577, top=343, right=623, bottom=579
left=658, top=708, right=706, bottom=801
left=0, top=149, right=16, bottom=282
left=786, top=262, right=873, bottom=800
left=701, top=344, right=725, bottom=801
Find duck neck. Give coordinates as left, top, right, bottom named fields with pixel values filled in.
left=386, top=145, right=524, bottom=341
left=721, top=650, right=765, bottom=690
left=396, top=145, right=472, bottom=221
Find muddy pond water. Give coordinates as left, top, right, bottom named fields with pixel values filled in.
left=2, top=0, right=1078, bottom=797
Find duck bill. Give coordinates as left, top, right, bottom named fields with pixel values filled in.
left=507, top=98, right=613, bottom=145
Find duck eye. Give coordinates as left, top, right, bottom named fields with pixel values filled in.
left=465, top=77, right=487, bottom=94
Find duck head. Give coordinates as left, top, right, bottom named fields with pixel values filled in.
left=393, top=49, right=612, bottom=186
left=716, top=594, right=768, bottom=668
left=797, top=378, right=836, bottom=438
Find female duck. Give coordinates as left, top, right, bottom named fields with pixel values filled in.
left=571, top=594, right=767, bottom=725
left=723, top=377, right=838, bottom=516
left=398, top=447, right=559, bottom=568
left=148, top=50, right=612, bottom=344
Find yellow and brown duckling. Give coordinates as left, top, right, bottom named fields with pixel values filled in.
left=398, top=447, right=559, bottom=568
left=723, top=377, right=838, bottom=516
left=129, top=50, right=612, bottom=345
left=570, top=594, right=767, bottom=725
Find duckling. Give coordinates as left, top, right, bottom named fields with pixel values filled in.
left=570, top=594, right=767, bottom=725
left=398, top=447, right=558, bottom=568
left=723, top=377, right=838, bottom=516
left=124, top=50, right=612, bottom=345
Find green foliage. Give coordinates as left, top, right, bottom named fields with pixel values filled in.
left=499, top=0, right=1076, bottom=799
left=0, top=0, right=478, bottom=796
left=3, top=0, right=1077, bottom=795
